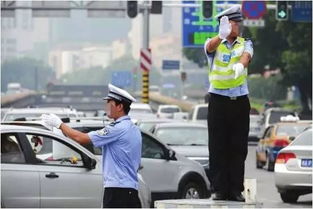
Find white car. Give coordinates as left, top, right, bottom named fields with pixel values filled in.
left=274, top=128, right=312, bottom=203
left=157, top=105, right=182, bottom=119
left=1, top=124, right=151, bottom=208
left=189, top=104, right=208, bottom=125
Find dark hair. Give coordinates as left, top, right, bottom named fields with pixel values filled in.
left=112, top=99, right=131, bottom=114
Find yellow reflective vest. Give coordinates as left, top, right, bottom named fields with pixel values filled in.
left=209, top=36, right=247, bottom=89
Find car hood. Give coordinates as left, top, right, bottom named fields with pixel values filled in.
left=170, top=145, right=209, bottom=157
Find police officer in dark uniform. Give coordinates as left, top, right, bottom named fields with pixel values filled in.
left=203, top=5, right=253, bottom=201
left=42, top=84, right=142, bottom=208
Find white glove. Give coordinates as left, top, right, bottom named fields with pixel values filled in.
left=232, top=63, right=245, bottom=79
left=218, top=16, right=232, bottom=39
left=41, top=113, right=63, bottom=129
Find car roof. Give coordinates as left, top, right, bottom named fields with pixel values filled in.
left=193, top=104, right=207, bottom=108
left=5, top=108, right=77, bottom=114
left=130, top=103, right=152, bottom=109
left=155, top=122, right=207, bottom=128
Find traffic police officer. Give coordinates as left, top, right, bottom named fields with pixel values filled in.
left=204, top=5, right=253, bottom=201
left=41, top=84, right=142, bottom=208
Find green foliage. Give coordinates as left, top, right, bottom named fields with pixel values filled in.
left=248, top=75, right=287, bottom=101
left=1, top=58, right=54, bottom=92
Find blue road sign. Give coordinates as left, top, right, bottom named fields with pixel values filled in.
left=242, top=1, right=266, bottom=19
left=162, top=60, right=180, bottom=70
left=111, top=71, right=132, bottom=88
left=291, top=1, right=312, bottom=22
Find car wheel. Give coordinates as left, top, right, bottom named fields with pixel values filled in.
left=180, top=182, right=205, bottom=199
left=280, top=192, right=299, bottom=203
left=267, top=156, right=274, bottom=171
left=256, top=154, right=264, bottom=169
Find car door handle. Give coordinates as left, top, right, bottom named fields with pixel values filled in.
left=45, top=172, right=59, bottom=178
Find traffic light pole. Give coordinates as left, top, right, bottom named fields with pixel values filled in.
left=141, top=1, right=150, bottom=104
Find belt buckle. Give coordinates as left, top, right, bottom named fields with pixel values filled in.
left=230, top=96, right=237, bottom=100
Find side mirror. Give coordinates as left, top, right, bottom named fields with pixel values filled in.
left=165, top=149, right=176, bottom=161
left=82, top=154, right=96, bottom=170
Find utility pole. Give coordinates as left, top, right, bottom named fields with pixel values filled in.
left=141, top=0, right=150, bottom=103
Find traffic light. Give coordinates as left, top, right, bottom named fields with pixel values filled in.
left=127, top=0, right=138, bottom=18
left=202, top=0, right=213, bottom=18
left=276, top=1, right=288, bottom=20
left=151, top=1, right=162, bottom=14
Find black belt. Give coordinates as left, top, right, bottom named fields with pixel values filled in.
left=209, top=93, right=248, bottom=101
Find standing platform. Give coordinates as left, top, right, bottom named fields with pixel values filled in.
left=154, top=199, right=263, bottom=208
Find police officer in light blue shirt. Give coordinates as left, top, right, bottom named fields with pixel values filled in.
left=41, top=84, right=142, bottom=208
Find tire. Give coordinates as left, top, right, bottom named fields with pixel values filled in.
left=267, top=156, right=274, bottom=171
left=180, top=182, right=205, bottom=199
left=280, top=192, right=299, bottom=203
left=256, top=154, right=264, bottom=169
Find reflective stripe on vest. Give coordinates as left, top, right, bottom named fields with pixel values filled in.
left=209, top=37, right=247, bottom=89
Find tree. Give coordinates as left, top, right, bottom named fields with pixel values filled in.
left=1, top=58, right=54, bottom=92
left=276, top=20, right=312, bottom=116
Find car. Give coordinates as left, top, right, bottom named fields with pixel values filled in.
left=5, top=120, right=211, bottom=205
left=258, top=108, right=298, bottom=136
left=66, top=121, right=211, bottom=203
left=1, top=124, right=151, bottom=208
left=150, top=122, right=209, bottom=178
left=156, top=105, right=182, bottom=119
left=136, top=118, right=178, bottom=132
left=189, top=104, right=208, bottom=125
left=274, top=128, right=312, bottom=203
left=249, top=114, right=261, bottom=142
left=2, top=107, right=79, bottom=121
left=256, top=118, right=311, bottom=171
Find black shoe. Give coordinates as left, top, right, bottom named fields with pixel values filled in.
left=213, top=192, right=228, bottom=200
left=228, top=192, right=245, bottom=202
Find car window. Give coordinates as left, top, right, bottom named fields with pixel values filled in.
left=268, top=111, right=294, bottom=124
left=141, top=133, right=165, bottom=159
left=160, top=107, right=180, bottom=113
left=26, top=133, right=84, bottom=167
left=1, top=134, right=25, bottom=163
left=196, top=107, right=208, bottom=120
left=276, top=124, right=307, bottom=137
left=155, top=127, right=208, bottom=146
left=73, top=126, right=102, bottom=155
left=292, top=130, right=312, bottom=146
left=263, top=127, right=272, bottom=138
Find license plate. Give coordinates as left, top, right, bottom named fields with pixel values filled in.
left=301, top=159, right=312, bottom=168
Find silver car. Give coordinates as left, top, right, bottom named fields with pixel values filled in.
left=1, top=124, right=151, bottom=208
left=64, top=121, right=211, bottom=203
left=274, top=128, right=312, bottom=203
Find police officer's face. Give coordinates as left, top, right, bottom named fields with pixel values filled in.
left=229, top=20, right=242, bottom=37
left=105, top=100, right=123, bottom=119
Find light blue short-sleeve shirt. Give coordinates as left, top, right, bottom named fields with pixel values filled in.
left=88, top=115, right=142, bottom=190
left=204, top=37, right=254, bottom=97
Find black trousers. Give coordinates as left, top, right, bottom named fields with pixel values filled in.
left=103, top=187, right=141, bottom=208
left=207, top=93, right=250, bottom=194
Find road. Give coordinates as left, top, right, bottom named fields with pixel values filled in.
left=245, top=145, right=312, bottom=208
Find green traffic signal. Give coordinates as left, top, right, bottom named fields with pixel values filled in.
left=276, top=1, right=288, bottom=21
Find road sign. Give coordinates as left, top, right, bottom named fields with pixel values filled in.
left=242, top=1, right=266, bottom=19
left=111, top=71, right=132, bottom=88
left=182, top=0, right=220, bottom=48
left=162, top=60, right=180, bottom=70
left=291, top=1, right=312, bottom=22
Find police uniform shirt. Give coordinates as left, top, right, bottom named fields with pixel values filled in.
left=88, top=115, right=142, bottom=190
left=204, top=37, right=254, bottom=97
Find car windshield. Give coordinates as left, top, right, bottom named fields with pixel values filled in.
left=160, top=107, right=180, bottom=113
left=268, top=111, right=294, bottom=124
left=292, top=130, right=312, bottom=146
left=155, top=127, right=208, bottom=145
left=196, top=107, right=207, bottom=120
left=276, top=124, right=308, bottom=137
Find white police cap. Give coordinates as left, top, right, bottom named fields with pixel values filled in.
left=104, top=83, right=136, bottom=104
left=215, top=5, right=243, bottom=22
